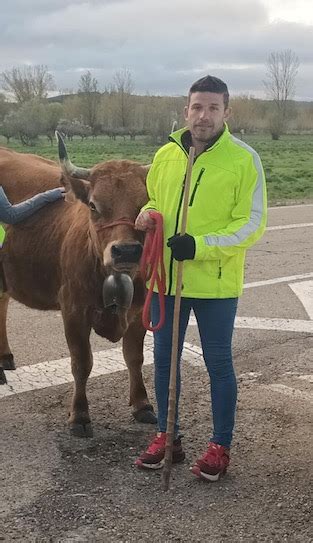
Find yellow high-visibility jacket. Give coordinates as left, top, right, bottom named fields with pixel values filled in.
left=142, top=124, right=267, bottom=298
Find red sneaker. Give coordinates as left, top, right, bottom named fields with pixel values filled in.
left=191, top=442, right=230, bottom=482
left=135, top=433, right=185, bottom=470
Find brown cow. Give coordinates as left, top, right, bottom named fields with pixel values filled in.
left=0, top=132, right=156, bottom=436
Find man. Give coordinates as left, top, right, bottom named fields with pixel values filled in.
left=135, top=75, right=267, bottom=482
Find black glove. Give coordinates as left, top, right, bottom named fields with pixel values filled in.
left=167, top=233, right=195, bottom=261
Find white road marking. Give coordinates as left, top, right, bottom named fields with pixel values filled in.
left=238, top=371, right=262, bottom=381
left=268, top=204, right=313, bottom=210
left=297, top=374, right=313, bottom=383
left=1, top=329, right=311, bottom=406
left=263, top=384, right=313, bottom=404
left=2, top=291, right=313, bottom=398
left=0, top=337, right=204, bottom=399
left=0, top=346, right=145, bottom=399
left=235, top=316, right=313, bottom=333
left=244, top=272, right=313, bottom=289
left=52, top=272, right=313, bottom=296
left=284, top=373, right=313, bottom=383
left=3, top=340, right=312, bottom=411
left=267, top=223, right=313, bottom=230
left=188, top=315, right=313, bottom=333
left=289, top=280, right=313, bottom=319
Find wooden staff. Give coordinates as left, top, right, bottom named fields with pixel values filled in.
left=162, top=145, right=195, bottom=491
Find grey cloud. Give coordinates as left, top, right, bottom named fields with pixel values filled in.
left=1, top=0, right=267, bottom=47
left=0, top=0, right=312, bottom=99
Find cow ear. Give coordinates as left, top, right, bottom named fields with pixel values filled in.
left=69, top=178, right=90, bottom=204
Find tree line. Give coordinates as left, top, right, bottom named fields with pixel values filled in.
left=0, top=50, right=312, bottom=146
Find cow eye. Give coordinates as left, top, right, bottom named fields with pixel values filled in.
left=89, top=201, right=97, bottom=212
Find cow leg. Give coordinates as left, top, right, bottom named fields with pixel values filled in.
left=62, top=312, right=93, bottom=438
left=122, top=318, right=156, bottom=424
left=0, top=293, right=15, bottom=385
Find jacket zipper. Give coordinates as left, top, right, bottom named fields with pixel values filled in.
left=167, top=174, right=186, bottom=296
left=189, top=168, right=205, bottom=206
left=218, top=260, right=222, bottom=278
left=167, top=137, right=207, bottom=295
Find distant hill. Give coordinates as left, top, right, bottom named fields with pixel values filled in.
left=47, top=92, right=312, bottom=107
left=47, top=94, right=76, bottom=103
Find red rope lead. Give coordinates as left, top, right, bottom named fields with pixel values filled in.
left=140, top=211, right=166, bottom=332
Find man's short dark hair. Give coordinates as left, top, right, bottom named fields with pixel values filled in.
left=188, top=75, right=229, bottom=108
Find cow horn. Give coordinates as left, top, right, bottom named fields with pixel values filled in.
left=55, top=131, right=91, bottom=179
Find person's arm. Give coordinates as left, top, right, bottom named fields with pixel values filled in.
left=168, top=151, right=267, bottom=261
left=0, top=186, right=65, bottom=225
left=195, top=152, right=267, bottom=260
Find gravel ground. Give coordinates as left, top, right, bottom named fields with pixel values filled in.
left=1, top=335, right=312, bottom=542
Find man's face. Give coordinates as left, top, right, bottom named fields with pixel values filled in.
left=184, top=91, right=231, bottom=142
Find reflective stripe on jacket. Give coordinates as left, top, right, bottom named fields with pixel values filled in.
left=142, top=124, right=267, bottom=298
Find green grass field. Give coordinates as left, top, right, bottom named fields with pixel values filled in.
left=1, top=133, right=312, bottom=204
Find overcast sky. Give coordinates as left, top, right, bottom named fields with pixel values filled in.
left=1, top=0, right=313, bottom=100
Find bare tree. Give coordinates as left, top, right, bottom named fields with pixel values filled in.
left=44, top=102, right=63, bottom=144
left=0, top=111, right=19, bottom=143
left=112, top=68, right=135, bottom=129
left=263, top=49, right=300, bottom=139
left=229, top=95, right=262, bottom=133
left=0, top=93, right=10, bottom=122
left=62, top=95, right=83, bottom=121
left=1, top=65, right=55, bottom=104
left=56, top=118, right=91, bottom=141
left=0, top=100, right=47, bottom=145
left=17, top=100, right=49, bottom=145
left=78, top=70, right=101, bottom=135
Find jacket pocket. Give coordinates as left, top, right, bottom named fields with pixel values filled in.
left=189, top=168, right=205, bottom=206
left=204, top=259, right=220, bottom=278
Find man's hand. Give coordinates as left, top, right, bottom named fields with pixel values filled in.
left=135, top=210, right=157, bottom=231
left=167, top=233, right=195, bottom=261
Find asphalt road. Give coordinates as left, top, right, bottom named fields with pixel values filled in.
left=0, top=204, right=313, bottom=542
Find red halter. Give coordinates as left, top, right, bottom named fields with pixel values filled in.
left=94, top=218, right=135, bottom=231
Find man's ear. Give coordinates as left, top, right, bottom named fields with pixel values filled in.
left=224, top=107, right=232, bottom=121
left=69, top=177, right=91, bottom=204
left=184, top=105, right=189, bottom=121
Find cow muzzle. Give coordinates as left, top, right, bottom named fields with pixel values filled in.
left=111, top=243, right=143, bottom=270
left=102, top=273, right=134, bottom=314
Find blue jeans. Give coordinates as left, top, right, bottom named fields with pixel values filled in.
left=151, top=293, right=238, bottom=448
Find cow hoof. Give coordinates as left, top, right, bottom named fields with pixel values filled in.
left=0, top=354, right=15, bottom=370
left=0, top=367, right=7, bottom=385
left=133, top=404, right=157, bottom=424
left=70, top=422, right=93, bottom=438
